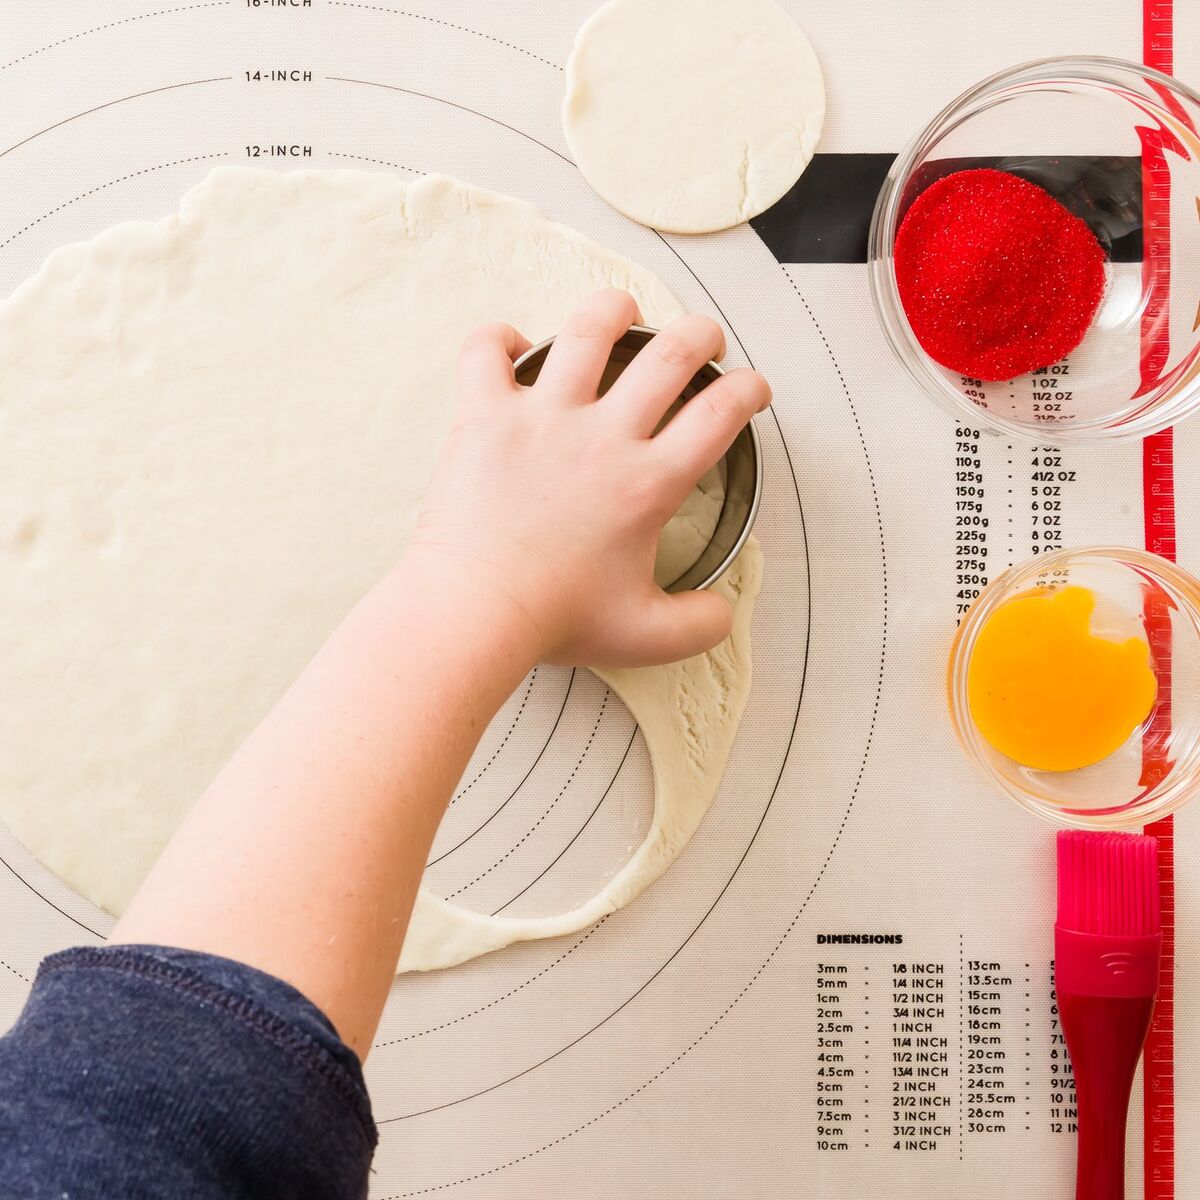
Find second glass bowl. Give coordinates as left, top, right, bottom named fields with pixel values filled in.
left=948, top=546, right=1200, bottom=827
left=869, top=56, right=1200, bottom=444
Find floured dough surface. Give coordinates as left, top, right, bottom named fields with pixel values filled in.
left=655, top=461, right=726, bottom=588
left=562, top=0, right=825, bottom=234
left=0, top=168, right=759, bottom=970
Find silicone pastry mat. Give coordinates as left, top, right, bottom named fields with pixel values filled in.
left=0, top=3, right=1196, bottom=1197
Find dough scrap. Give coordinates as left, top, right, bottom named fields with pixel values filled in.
left=403, top=539, right=759, bottom=971
left=0, top=168, right=759, bottom=971
left=562, top=0, right=825, bottom=234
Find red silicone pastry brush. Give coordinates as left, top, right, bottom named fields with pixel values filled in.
left=1056, top=830, right=1162, bottom=1200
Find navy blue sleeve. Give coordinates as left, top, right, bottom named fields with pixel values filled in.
left=0, top=945, right=376, bottom=1198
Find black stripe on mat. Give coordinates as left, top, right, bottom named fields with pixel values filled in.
left=750, top=153, right=1143, bottom=264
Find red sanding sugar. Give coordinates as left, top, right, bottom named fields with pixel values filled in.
left=894, top=168, right=1107, bottom=381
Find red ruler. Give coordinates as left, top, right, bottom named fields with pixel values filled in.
left=1141, top=2, right=1177, bottom=1196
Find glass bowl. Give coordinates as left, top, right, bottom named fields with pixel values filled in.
left=869, top=57, right=1200, bottom=444
left=948, top=546, right=1200, bottom=827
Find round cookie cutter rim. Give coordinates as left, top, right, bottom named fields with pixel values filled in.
left=511, top=324, right=763, bottom=593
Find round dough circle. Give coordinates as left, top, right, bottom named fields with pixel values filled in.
left=562, top=0, right=825, bottom=234
left=0, top=169, right=760, bottom=971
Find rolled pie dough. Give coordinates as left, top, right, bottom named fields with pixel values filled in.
left=562, top=0, right=825, bottom=234
left=0, top=168, right=760, bottom=972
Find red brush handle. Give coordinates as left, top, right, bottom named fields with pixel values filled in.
left=1060, top=992, right=1156, bottom=1200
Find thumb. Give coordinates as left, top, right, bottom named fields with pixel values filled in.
left=617, top=588, right=733, bottom=667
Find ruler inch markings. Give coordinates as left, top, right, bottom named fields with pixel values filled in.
left=1142, top=2, right=1180, bottom=1199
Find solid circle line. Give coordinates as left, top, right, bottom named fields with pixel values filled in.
left=0, top=77, right=232, bottom=162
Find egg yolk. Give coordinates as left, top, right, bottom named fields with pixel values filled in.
left=967, top=585, right=1157, bottom=772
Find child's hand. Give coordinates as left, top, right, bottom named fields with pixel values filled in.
left=412, top=289, right=771, bottom=668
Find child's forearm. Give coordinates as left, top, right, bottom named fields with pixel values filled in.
left=112, top=548, right=541, bottom=1058
left=112, top=296, right=768, bottom=1061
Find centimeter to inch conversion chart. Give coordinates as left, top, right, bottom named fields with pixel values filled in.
left=806, top=936, right=1071, bottom=1155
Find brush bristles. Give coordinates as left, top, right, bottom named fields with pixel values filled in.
left=1056, top=830, right=1161, bottom=936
